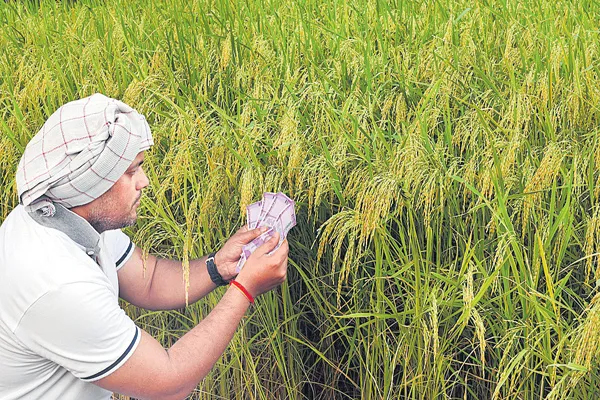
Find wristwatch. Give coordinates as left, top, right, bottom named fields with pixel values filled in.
left=206, top=252, right=229, bottom=286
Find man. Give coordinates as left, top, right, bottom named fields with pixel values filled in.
left=0, top=94, right=289, bottom=399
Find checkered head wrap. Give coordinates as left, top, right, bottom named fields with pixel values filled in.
left=16, top=93, right=154, bottom=217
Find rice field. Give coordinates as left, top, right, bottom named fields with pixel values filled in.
left=2, top=0, right=600, bottom=398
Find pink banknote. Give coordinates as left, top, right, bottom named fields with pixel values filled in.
left=246, top=201, right=262, bottom=229
left=257, top=193, right=294, bottom=229
left=258, top=192, right=277, bottom=223
left=237, top=192, right=297, bottom=271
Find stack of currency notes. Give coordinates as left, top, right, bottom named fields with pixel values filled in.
left=236, top=192, right=297, bottom=272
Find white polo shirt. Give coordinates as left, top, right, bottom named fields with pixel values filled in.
left=0, top=204, right=139, bottom=400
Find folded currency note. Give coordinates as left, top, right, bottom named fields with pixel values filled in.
left=236, top=192, right=296, bottom=272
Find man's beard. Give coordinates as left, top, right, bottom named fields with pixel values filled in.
left=88, top=212, right=136, bottom=233
left=87, top=194, right=139, bottom=233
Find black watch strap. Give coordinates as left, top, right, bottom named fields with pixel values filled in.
left=206, top=252, right=228, bottom=286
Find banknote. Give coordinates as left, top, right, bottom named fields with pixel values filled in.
left=258, top=192, right=277, bottom=224
left=237, top=192, right=297, bottom=271
left=246, top=201, right=262, bottom=229
left=257, top=194, right=293, bottom=229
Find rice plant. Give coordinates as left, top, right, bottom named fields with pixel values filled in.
left=3, top=0, right=600, bottom=398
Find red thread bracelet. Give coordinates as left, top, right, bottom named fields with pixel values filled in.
left=230, top=280, right=255, bottom=305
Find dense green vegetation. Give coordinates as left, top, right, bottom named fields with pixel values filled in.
left=3, top=0, right=600, bottom=398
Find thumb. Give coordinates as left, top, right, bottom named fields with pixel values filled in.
left=239, top=225, right=269, bottom=243
left=254, top=232, right=280, bottom=256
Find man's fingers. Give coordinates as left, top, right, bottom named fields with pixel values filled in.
left=255, top=232, right=280, bottom=256
left=237, top=225, right=268, bottom=243
left=272, top=239, right=289, bottom=262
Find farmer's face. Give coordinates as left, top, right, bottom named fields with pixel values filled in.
left=87, top=151, right=149, bottom=232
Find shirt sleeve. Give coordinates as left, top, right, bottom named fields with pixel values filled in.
left=102, top=229, right=135, bottom=271
left=14, top=281, right=141, bottom=382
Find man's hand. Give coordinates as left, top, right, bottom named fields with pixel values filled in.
left=235, top=232, right=289, bottom=298
left=214, top=226, right=269, bottom=281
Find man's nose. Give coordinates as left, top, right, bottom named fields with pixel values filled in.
left=137, top=168, right=150, bottom=190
